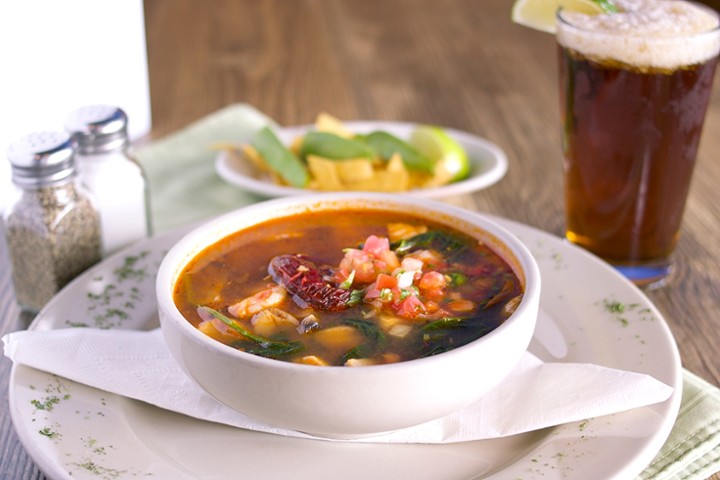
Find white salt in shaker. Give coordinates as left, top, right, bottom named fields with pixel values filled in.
left=66, top=105, right=152, bottom=256
left=3, top=132, right=102, bottom=313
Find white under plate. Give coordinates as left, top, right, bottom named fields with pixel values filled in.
left=9, top=215, right=681, bottom=480
left=215, top=121, right=508, bottom=198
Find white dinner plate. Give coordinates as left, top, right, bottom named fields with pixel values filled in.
left=215, top=121, right=508, bottom=198
left=8, top=215, right=681, bottom=480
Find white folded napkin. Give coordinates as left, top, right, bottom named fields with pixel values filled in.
left=2, top=327, right=673, bottom=444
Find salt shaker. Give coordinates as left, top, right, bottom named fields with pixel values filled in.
left=3, top=132, right=102, bottom=313
left=65, top=105, right=152, bottom=256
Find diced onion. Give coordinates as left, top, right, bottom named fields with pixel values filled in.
left=396, top=270, right=416, bottom=288
left=345, top=358, right=377, bottom=367
left=388, top=323, right=413, bottom=338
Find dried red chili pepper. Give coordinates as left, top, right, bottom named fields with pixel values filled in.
left=268, top=254, right=351, bottom=311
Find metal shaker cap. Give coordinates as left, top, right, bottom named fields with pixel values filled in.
left=7, top=131, right=77, bottom=187
left=65, top=105, right=129, bottom=155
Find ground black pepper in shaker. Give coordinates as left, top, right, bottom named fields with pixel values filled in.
left=3, top=131, right=102, bottom=313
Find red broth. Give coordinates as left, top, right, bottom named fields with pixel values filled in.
left=173, top=209, right=523, bottom=366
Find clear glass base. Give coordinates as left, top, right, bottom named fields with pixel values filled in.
left=612, top=263, right=673, bottom=290
left=565, top=234, right=674, bottom=290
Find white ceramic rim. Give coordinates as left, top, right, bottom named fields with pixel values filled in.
left=156, top=192, right=541, bottom=374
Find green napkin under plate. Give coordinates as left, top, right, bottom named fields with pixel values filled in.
left=639, top=370, right=720, bottom=480
left=136, top=104, right=274, bottom=233
left=135, top=103, right=720, bottom=480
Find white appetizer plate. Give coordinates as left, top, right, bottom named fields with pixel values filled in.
left=8, top=215, right=681, bottom=480
left=215, top=121, right=508, bottom=199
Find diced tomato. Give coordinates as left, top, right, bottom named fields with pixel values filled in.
left=418, top=271, right=447, bottom=301
left=377, top=249, right=400, bottom=270
left=362, top=235, right=390, bottom=257
left=356, top=262, right=378, bottom=283
left=394, top=294, right=426, bottom=319
left=375, top=273, right=398, bottom=290
left=423, top=300, right=442, bottom=314
left=340, top=236, right=401, bottom=284
left=363, top=235, right=400, bottom=273
left=365, top=280, right=400, bottom=306
left=339, top=249, right=375, bottom=283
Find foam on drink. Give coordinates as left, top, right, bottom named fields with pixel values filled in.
left=557, top=0, right=720, bottom=70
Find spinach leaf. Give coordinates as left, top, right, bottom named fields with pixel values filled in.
left=344, top=318, right=386, bottom=344
left=391, top=230, right=469, bottom=257
left=341, top=344, right=375, bottom=364
left=421, top=316, right=468, bottom=331
left=419, top=315, right=495, bottom=358
left=419, top=344, right=454, bottom=358
left=233, top=340, right=306, bottom=359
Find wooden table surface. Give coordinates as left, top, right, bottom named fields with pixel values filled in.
left=2, top=0, right=719, bottom=478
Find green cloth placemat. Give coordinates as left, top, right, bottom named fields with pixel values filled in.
left=135, top=104, right=275, bottom=234
left=639, top=370, right=720, bottom=480
left=134, top=103, right=720, bottom=480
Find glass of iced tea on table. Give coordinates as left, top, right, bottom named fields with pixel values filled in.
left=556, top=0, right=720, bottom=288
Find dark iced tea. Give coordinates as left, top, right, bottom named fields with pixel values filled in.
left=556, top=3, right=720, bottom=287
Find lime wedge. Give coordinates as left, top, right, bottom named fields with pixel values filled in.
left=409, top=126, right=470, bottom=183
left=511, top=0, right=606, bottom=33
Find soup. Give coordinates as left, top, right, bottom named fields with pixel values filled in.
left=173, top=209, right=523, bottom=366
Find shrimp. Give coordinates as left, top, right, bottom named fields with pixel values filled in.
left=228, top=283, right=287, bottom=318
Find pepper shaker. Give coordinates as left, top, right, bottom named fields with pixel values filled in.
left=66, top=105, right=152, bottom=256
left=3, top=131, right=102, bottom=313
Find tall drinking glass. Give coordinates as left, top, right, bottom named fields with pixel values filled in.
left=556, top=1, right=720, bottom=288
